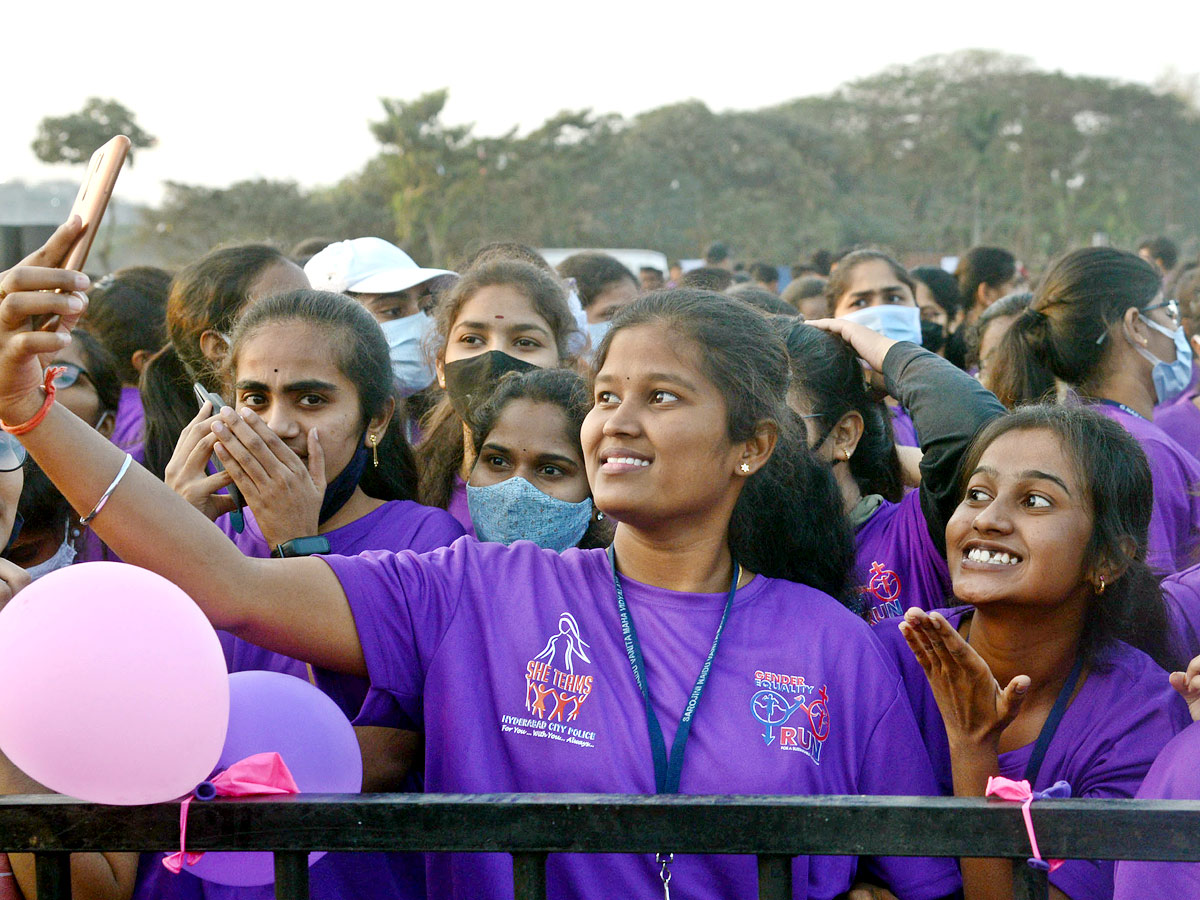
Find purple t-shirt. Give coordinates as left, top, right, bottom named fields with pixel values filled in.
left=321, top=539, right=961, bottom=900
left=889, top=404, right=919, bottom=448
left=1155, top=388, right=1200, bottom=462
left=1094, top=403, right=1200, bottom=573
left=1112, top=721, right=1200, bottom=899
left=446, top=475, right=476, bottom=537
left=855, top=492, right=952, bottom=625
left=136, top=501, right=464, bottom=900
left=874, top=607, right=1190, bottom=900
left=1162, top=562, right=1200, bottom=660
left=110, top=385, right=146, bottom=463
left=216, top=501, right=465, bottom=718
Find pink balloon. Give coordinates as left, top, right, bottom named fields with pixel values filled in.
left=0, top=562, right=229, bottom=805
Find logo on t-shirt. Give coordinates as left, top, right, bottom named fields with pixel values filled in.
left=751, top=669, right=830, bottom=765
left=862, top=560, right=904, bottom=625
left=499, top=612, right=598, bottom=749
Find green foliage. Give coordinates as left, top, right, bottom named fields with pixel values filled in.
left=32, top=98, right=156, bottom=166
left=138, top=52, right=1200, bottom=269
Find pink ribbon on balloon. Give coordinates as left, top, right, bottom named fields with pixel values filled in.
left=162, top=752, right=300, bottom=874
left=985, top=775, right=1072, bottom=873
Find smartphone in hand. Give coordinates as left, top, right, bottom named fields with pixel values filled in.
left=193, top=383, right=246, bottom=533
left=63, top=135, right=131, bottom=272
left=32, top=136, right=131, bottom=332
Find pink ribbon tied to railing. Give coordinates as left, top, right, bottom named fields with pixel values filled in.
left=984, top=776, right=1072, bottom=873
left=162, top=752, right=300, bottom=874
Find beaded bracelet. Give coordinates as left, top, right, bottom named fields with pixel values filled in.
left=1, top=367, right=65, bottom=436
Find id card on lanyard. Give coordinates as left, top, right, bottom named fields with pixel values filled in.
left=608, top=546, right=739, bottom=898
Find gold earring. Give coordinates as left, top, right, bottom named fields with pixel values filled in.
left=369, top=433, right=379, bottom=468
left=842, top=449, right=852, bottom=462
left=739, top=462, right=750, bottom=474
left=1097, top=575, right=1106, bottom=595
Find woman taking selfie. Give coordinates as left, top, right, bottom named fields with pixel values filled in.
left=0, top=223, right=959, bottom=900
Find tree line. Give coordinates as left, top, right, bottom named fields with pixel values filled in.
left=121, top=50, right=1200, bottom=269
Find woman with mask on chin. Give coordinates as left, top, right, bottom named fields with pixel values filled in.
left=415, top=260, right=581, bottom=534
left=990, top=248, right=1200, bottom=574
left=826, top=250, right=926, bottom=447
left=158, top=290, right=463, bottom=900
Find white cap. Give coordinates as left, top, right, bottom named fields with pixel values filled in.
left=304, top=237, right=456, bottom=295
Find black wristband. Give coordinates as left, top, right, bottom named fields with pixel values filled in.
left=272, top=536, right=331, bottom=558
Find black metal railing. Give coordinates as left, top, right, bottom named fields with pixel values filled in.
left=3, top=793, right=1200, bottom=900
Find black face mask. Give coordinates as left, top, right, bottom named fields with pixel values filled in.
left=920, top=320, right=946, bottom=353
left=443, top=351, right=537, bottom=424
left=319, top=441, right=369, bottom=525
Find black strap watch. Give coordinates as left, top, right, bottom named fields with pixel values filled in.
left=272, top=535, right=331, bottom=558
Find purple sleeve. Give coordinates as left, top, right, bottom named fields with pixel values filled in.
left=403, top=506, right=467, bottom=554
left=854, top=683, right=962, bottom=900
left=319, top=540, right=473, bottom=730
left=1163, top=564, right=1200, bottom=660
left=1113, top=723, right=1200, bottom=900
left=1138, top=436, right=1200, bottom=573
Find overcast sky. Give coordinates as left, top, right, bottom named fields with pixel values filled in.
left=5, top=0, right=1198, bottom=207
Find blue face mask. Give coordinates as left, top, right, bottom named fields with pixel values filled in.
left=380, top=312, right=435, bottom=396
left=1129, top=315, right=1194, bottom=405
left=839, top=305, right=923, bottom=346
left=466, top=476, right=592, bottom=552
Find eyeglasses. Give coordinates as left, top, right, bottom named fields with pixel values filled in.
left=49, top=363, right=93, bottom=390
left=1143, top=298, right=1182, bottom=328
left=0, top=432, right=27, bottom=472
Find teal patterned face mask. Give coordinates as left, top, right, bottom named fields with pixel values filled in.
left=466, top=476, right=592, bottom=552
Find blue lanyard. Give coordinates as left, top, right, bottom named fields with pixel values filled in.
left=1092, top=398, right=1148, bottom=421
left=1022, top=655, right=1085, bottom=786
left=607, top=545, right=739, bottom=794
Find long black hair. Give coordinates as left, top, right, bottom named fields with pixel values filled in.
left=957, top=404, right=1180, bottom=672
left=775, top=320, right=903, bottom=503
left=990, top=248, right=1161, bottom=409
left=594, top=289, right=857, bottom=605
left=226, top=290, right=417, bottom=502
left=142, top=245, right=292, bottom=478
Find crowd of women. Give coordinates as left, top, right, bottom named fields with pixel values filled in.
left=0, top=219, right=1199, bottom=900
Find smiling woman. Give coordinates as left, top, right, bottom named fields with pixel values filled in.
left=0, top=227, right=965, bottom=900
left=873, top=404, right=1188, bottom=900
left=415, top=259, right=580, bottom=527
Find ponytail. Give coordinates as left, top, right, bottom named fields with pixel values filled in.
left=729, top=411, right=857, bottom=607
left=140, top=345, right=198, bottom=479
left=988, top=307, right=1059, bottom=409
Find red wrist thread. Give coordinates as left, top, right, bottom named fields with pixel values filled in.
left=2, top=366, right=65, bottom=436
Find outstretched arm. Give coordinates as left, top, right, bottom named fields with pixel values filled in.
left=0, top=221, right=365, bottom=675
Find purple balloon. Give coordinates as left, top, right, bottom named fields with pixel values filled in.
left=183, top=670, right=362, bottom=886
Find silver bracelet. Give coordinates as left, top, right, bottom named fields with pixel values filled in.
left=80, top=453, right=133, bottom=525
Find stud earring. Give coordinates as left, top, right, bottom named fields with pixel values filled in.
left=739, top=462, right=751, bottom=474
left=369, top=433, right=379, bottom=468
left=842, top=449, right=852, bottom=462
